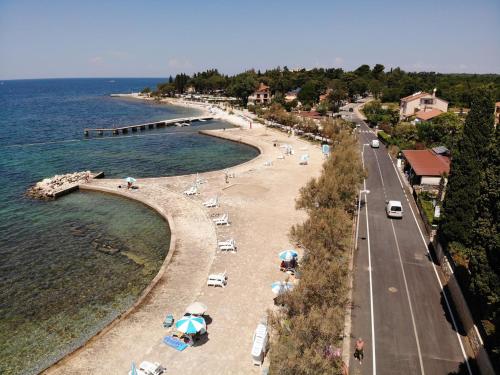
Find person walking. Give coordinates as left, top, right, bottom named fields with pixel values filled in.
left=354, top=337, right=365, bottom=364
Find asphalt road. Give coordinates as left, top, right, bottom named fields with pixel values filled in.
left=349, top=117, right=472, bottom=375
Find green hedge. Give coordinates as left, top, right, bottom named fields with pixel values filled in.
left=377, top=131, right=392, bottom=145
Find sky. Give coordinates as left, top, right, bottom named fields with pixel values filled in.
left=0, top=0, right=499, bottom=79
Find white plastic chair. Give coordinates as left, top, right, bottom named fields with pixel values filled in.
left=218, top=239, right=236, bottom=252
left=203, top=196, right=218, bottom=208
left=213, top=213, right=230, bottom=226
left=207, top=271, right=227, bottom=288
left=184, top=185, right=198, bottom=195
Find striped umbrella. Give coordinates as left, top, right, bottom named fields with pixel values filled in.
left=271, top=281, right=294, bottom=295
left=175, top=315, right=206, bottom=334
left=279, top=250, right=298, bottom=261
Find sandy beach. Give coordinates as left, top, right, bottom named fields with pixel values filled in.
left=44, top=110, right=324, bottom=374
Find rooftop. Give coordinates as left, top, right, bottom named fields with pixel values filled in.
left=255, top=82, right=270, bottom=92
left=415, top=108, right=443, bottom=121
left=402, top=149, right=450, bottom=176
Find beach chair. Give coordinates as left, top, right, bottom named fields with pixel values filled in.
left=194, top=173, right=206, bottom=186
left=163, top=313, right=174, bottom=328
left=207, top=271, right=227, bottom=288
left=264, top=160, right=273, bottom=167
left=277, top=154, right=285, bottom=160
left=218, top=239, right=236, bottom=252
left=213, top=213, right=230, bottom=226
left=203, top=196, right=218, bottom=208
left=184, top=185, right=198, bottom=196
left=299, top=154, right=309, bottom=165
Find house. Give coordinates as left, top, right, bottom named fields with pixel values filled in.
left=400, top=89, right=448, bottom=119
left=401, top=149, right=450, bottom=186
left=285, top=88, right=300, bottom=103
left=248, top=83, right=271, bottom=106
left=414, top=108, right=444, bottom=122
left=495, top=102, right=500, bottom=125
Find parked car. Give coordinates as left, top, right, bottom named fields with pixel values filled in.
left=129, top=361, right=164, bottom=375
left=386, top=200, right=403, bottom=218
left=370, top=139, right=380, bottom=148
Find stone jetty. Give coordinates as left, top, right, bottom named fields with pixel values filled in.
left=27, top=171, right=103, bottom=199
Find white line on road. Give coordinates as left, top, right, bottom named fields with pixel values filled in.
left=369, top=136, right=425, bottom=374
left=364, top=184, right=376, bottom=375
left=389, top=219, right=426, bottom=374
left=389, top=158, right=472, bottom=375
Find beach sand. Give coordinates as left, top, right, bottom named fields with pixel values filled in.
left=45, top=112, right=323, bottom=375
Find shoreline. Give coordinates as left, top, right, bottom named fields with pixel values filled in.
left=41, top=105, right=261, bottom=374
left=45, top=106, right=321, bottom=374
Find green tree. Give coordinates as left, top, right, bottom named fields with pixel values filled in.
left=226, top=72, right=257, bottom=105
left=440, top=89, right=495, bottom=247
left=372, top=64, right=385, bottom=79
left=297, top=80, right=322, bottom=106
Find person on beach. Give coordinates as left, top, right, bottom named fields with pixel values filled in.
left=127, top=181, right=132, bottom=189
left=354, top=337, right=365, bottom=364
left=84, top=172, right=90, bottom=183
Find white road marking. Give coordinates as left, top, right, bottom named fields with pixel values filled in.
left=369, top=137, right=425, bottom=374
left=364, top=183, right=376, bottom=375
left=388, top=158, right=472, bottom=375
left=359, top=140, right=376, bottom=374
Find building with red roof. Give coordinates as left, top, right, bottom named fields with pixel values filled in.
left=414, top=108, right=444, bottom=122
left=248, top=83, right=271, bottom=106
left=401, top=149, right=450, bottom=186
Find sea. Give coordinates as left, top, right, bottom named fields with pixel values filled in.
left=0, top=78, right=259, bottom=375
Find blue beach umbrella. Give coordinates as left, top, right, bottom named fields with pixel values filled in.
left=279, top=250, right=298, bottom=261
left=130, top=362, right=138, bottom=375
left=175, top=315, right=206, bottom=334
left=271, top=281, right=294, bottom=295
left=125, top=177, right=137, bottom=183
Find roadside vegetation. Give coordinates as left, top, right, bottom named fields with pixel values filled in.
left=268, top=127, right=364, bottom=374
left=439, top=88, right=499, bottom=370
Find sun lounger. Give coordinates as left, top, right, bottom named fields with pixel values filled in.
left=203, top=196, right=218, bottom=208
left=264, top=160, right=273, bottom=166
left=163, top=314, right=174, bottom=328
left=218, top=239, right=236, bottom=252
left=299, top=154, right=309, bottom=165
left=194, top=173, right=206, bottom=185
left=207, top=271, right=227, bottom=287
left=184, top=185, right=198, bottom=196
left=213, top=213, right=230, bottom=226
left=163, top=336, right=188, bottom=351
left=277, top=154, right=285, bottom=160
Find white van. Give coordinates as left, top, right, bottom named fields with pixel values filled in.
left=370, top=139, right=380, bottom=148
left=386, top=200, right=403, bottom=218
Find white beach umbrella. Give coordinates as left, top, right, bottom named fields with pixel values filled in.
left=271, top=281, right=294, bottom=295
left=185, top=302, right=208, bottom=315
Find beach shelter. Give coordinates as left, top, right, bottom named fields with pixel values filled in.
left=271, top=281, right=294, bottom=295
left=185, top=302, right=208, bottom=316
left=175, top=315, right=206, bottom=334
left=279, top=250, right=298, bottom=261
left=124, top=177, right=136, bottom=184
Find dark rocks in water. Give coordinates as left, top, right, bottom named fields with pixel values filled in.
left=92, top=239, right=121, bottom=255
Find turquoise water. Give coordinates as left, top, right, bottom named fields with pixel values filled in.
left=0, top=79, right=258, bottom=374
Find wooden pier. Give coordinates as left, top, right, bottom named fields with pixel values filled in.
left=84, top=116, right=214, bottom=137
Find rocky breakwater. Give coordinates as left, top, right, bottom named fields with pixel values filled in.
left=27, top=171, right=102, bottom=199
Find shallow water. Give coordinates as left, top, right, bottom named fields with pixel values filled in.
left=0, top=79, right=258, bottom=374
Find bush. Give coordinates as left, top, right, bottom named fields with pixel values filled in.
left=377, top=130, right=392, bottom=145
left=269, top=131, right=364, bottom=374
